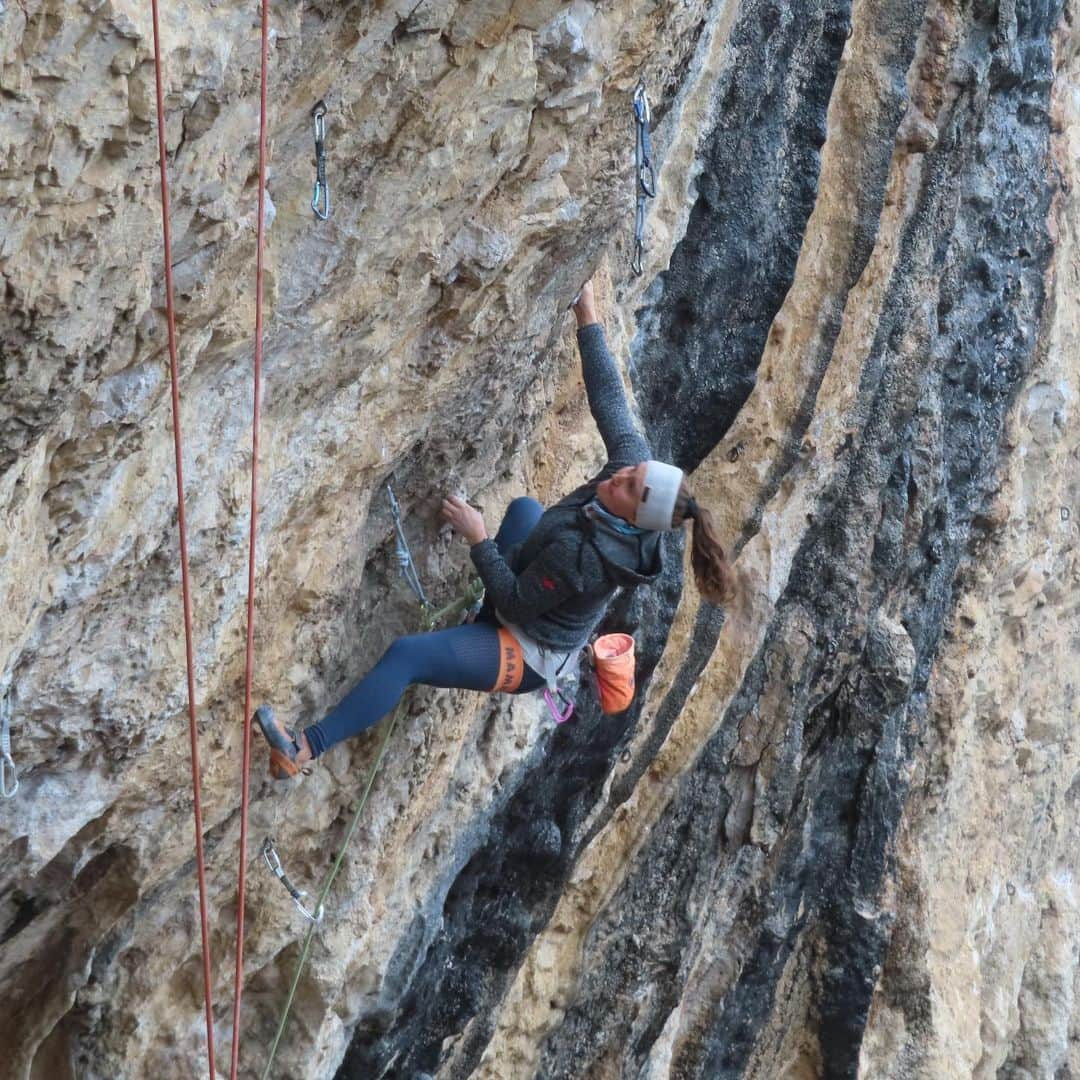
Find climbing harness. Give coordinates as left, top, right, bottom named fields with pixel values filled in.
left=1, top=695, right=17, bottom=799
left=311, top=100, right=330, bottom=220
left=149, top=2, right=217, bottom=1074
left=231, top=1, right=273, bottom=1075
left=540, top=634, right=639, bottom=726
left=387, top=484, right=429, bottom=607
left=631, top=79, right=656, bottom=276
left=262, top=839, right=325, bottom=923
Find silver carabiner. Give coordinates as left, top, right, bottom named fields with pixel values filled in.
left=1, top=754, right=17, bottom=799
left=386, top=484, right=429, bottom=607
left=311, top=100, right=330, bottom=221
left=632, top=79, right=651, bottom=126
left=631, top=79, right=655, bottom=276
left=262, top=838, right=324, bottom=923
left=0, top=696, right=16, bottom=799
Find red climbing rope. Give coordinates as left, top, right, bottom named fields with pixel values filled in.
left=230, top=1, right=272, bottom=1075
left=149, top=3, right=217, bottom=1076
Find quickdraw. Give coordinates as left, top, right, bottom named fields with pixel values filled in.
left=631, top=79, right=656, bottom=276
left=311, top=100, right=330, bottom=220
left=387, top=484, right=429, bottom=608
left=1, top=694, right=17, bottom=799
left=262, top=838, right=324, bottom=923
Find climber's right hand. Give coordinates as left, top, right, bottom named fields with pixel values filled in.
left=572, top=280, right=598, bottom=328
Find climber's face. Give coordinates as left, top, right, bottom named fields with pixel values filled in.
left=597, top=462, right=647, bottom=523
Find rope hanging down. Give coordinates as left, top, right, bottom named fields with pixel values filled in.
left=231, top=0, right=272, bottom=1075
left=1, top=694, right=18, bottom=799
left=149, top=1, right=217, bottom=1073
left=632, top=79, right=656, bottom=276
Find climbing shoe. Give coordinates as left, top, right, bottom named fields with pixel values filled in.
left=254, top=705, right=303, bottom=780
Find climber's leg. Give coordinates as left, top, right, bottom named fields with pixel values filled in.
left=304, top=623, right=543, bottom=757
left=494, top=496, right=544, bottom=554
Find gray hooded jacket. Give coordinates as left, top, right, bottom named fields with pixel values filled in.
left=469, top=324, right=663, bottom=651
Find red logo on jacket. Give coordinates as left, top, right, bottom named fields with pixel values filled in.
left=541, top=577, right=558, bottom=591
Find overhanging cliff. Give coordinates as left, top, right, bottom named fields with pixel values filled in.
left=1, top=2, right=1077, bottom=1078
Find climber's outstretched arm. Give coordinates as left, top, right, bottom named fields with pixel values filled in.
left=572, top=282, right=651, bottom=468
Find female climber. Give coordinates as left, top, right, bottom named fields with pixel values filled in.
left=254, top=280, right=736, bottom=778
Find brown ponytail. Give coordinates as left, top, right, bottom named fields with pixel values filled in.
left=674, top=484, right=737, bottom=606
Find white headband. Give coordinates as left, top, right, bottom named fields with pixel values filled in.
left=636, top=460, right=684, bottom=532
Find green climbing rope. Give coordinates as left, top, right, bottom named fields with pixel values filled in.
left=261, top=576, right=484, bottom=1078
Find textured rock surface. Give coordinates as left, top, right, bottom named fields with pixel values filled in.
left=1, top=1, right=1077, bottom=1078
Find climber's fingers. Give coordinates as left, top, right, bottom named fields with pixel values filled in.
left=571, top=279, right=595, bottom=317
left=441, top=497, right=488, bottom=545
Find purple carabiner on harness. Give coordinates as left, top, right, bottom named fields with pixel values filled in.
left=544, top=689, right=575, bottom=725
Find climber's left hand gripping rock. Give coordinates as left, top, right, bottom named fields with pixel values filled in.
left=441, top=496, right=488, bottom=546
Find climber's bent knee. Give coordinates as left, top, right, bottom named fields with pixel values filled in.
left=507, top=496, right=544, bottom=517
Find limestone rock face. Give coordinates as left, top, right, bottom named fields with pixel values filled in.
left=0, top=1, right=1076, bottom=1078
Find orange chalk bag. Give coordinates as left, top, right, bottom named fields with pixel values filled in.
left=589, top=633, right=637, bottom=715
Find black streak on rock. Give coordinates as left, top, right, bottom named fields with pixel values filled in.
left=534, top=1, right=1058, bottom=1078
